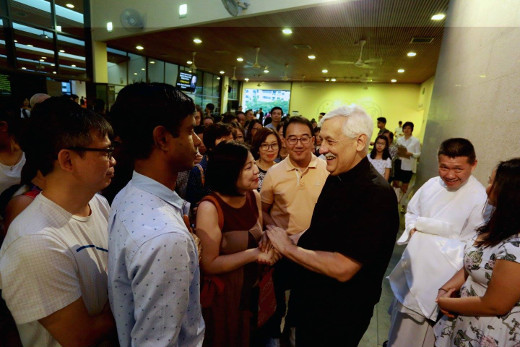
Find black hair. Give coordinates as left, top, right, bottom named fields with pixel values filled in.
left=370, top=135, right=391, bottom=160
left=270, top=106, right=283, bottom=115
left=477, top=158, right=520, bottom=247
left=222, top=112, right=237, bottom=124
left=377, top=117, right=387, bottom=124
left=109, top=83, right=195, bottom=160
left=283, top=116, right=313, bottom=138
left=206, top=141, right=250, bottom=196
left=382, top=129, right=394, bottom=141
left=206, top=103, right=215, bottom=111
left=203, top=123, right=232, bottom=152
left=245, top=119, right=262, bottom=144
left=21, top=97, right=113, bottom=176
left=251, top=128, right=281, bottom=160
left=402, top=121, right=414, bottom=132
left=194, top=125, right=205, bottom=135
left=437, top=138, right=476, bottom=164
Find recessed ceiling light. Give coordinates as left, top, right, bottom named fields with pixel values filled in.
left=27, top=44, right=33, bottom=47
left=391, top=79, right=397, bottom=83
left=59, top=49, right=65, bottom=53
left=188, top=70, right=192, bottom=73
left=133, top=72, right=137, bottom=75
left=136, top=45, right=144, bottom=50
left=325, top=78, right=330, bottom=82
left=431, top=13, right=446, bottom=21
left=13, top=39, right=17, bottom=43
left=331, top=78, right=336, bottom=82
left=21, top=67, right=26, bottom=70
left=193, top=38, right=202, bottom=44
left=179, top=3, right=188, bottom=17
left=263, top=69, right=269, bottom=73
left=282, top=28, right=293, bottom=35
left=39, top=59, right=44, bottom=62
left=217, top=77, right=221, bottom=80
left=308, top=55, right=316, bottom=60
left=71, top=64, right=76, bottom=67
left=397, top=69, right=405, bottom=73
left=150, top=61, right=155, bottom=64
left=41, top=56, right=46, bottom=59
left=407, top=52, right=417, bottom=57
left=66, top=3, right=74, bottom=9
left=187, top=60, right=192, bottom=65
left=141, top=68, right=145, bottom=71
left=244, top=78, right=249, bottom=82
left=322, top=69, right=328, bottom=73
left=219, top=70, right=225, bottom=74
left=52, top=71, right=56, bottom=74
left=106, top=22, right=113, bottom=32
left=236, top=57, right=244, bottom=62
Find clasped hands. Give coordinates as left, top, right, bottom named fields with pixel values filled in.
left=256, top=225, right=299, bottom=266
left=436, top=287, right=458, bottom=318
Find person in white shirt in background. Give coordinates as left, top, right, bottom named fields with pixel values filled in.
left=393, top=121, right=421, bottom=203
left=386, top=138, right=487, bottom=346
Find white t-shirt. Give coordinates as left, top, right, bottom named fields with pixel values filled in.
left=0, top=152, right=25, bottom=195
left=0, top=193, right=110, bottom=347
left=367, top=156, right=392, bottom=177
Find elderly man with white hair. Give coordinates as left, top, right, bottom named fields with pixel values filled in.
left=267, top=105, right=399, bottom=346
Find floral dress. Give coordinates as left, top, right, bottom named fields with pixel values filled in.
left=434, top=235, right=520, bottom=347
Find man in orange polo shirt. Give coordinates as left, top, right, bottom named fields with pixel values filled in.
left=260, top=116, right=328, bottom=346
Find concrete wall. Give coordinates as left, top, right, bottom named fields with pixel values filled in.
left=417, top=0, right=520, bottom=187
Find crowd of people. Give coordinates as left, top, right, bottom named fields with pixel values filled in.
left=0, top=83, right=518, bottom=347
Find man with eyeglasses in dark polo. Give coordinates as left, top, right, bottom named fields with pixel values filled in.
left=0, top=97, right=117, bottom=346
left=260, top=116, right=328, bottom=346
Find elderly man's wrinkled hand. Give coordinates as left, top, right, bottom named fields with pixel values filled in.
left=266, top=225, right=293, bottom=255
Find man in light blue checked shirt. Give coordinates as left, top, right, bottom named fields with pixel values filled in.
left=107, top=83, right=204, bottom=346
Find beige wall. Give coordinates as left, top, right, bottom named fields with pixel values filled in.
left=417, top=0, right=520, bottom=187
left=243, top=81, right=427, bottom=142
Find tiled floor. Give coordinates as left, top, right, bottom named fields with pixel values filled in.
left=359, top=213, right=407, bottom=347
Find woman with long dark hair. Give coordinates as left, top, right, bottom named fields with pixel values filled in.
left=368, top=135, right=392, bottom=180
left=434, top=158, right=520, bottom=346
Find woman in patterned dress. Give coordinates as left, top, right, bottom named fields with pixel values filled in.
left=434, top=158, right=520, bottom=347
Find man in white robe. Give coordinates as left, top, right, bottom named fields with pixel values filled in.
left=387, top=138, right=487, bottom=346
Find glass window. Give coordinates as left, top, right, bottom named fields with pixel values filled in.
left=0, top=19, right=8, bottom=70
left=54, top=0, right=84, bottom=37
left=147, top=58, right=164, bottom=83
left=243, top=88, right=291, bottom=113
left=107, top=49, right=128, bottom=85
left=9, top=0, right=52, bottom=29
left=13, top=22, right=55, bottom=74
left=57, top=34, right=86, bottom=79
left=165, top=62, right=178, bottom=86
left=128, top=53, right=145, bottom=83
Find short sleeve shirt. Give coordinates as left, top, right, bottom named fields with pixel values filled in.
left=260, top=155, right=329, bottom=234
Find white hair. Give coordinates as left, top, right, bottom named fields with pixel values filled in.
left=320, top=104, right=373, bottom=151
left=30, top=93, right=51, bottom=108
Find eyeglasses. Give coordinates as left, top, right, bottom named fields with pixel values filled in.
left=67, top=146, right=115, bottom=160
left=260, top=143, right=279, bottom=151
left=286, top=135, right=312, bottom=145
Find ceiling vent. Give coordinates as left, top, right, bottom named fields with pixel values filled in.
left=293, top=44, right=312, bottom=50
left=410, top=37, right=434, bottom=44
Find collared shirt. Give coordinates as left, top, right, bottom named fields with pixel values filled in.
left=260, top=155, right=328, bottom=235
left=397, top=135, right=421, bottom=172
left=108, top=171, right=204, bottom=347
left=294, top=157, right=399, bottom=326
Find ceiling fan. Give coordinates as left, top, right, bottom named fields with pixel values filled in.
left=221, top=0, right=250, bottom=17
left=330, top=40, right=382, bottom=69
left=244, top=47, right=263, bottom=69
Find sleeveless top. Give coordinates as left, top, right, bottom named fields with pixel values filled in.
left=199, top=190, right=263, bottom=347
